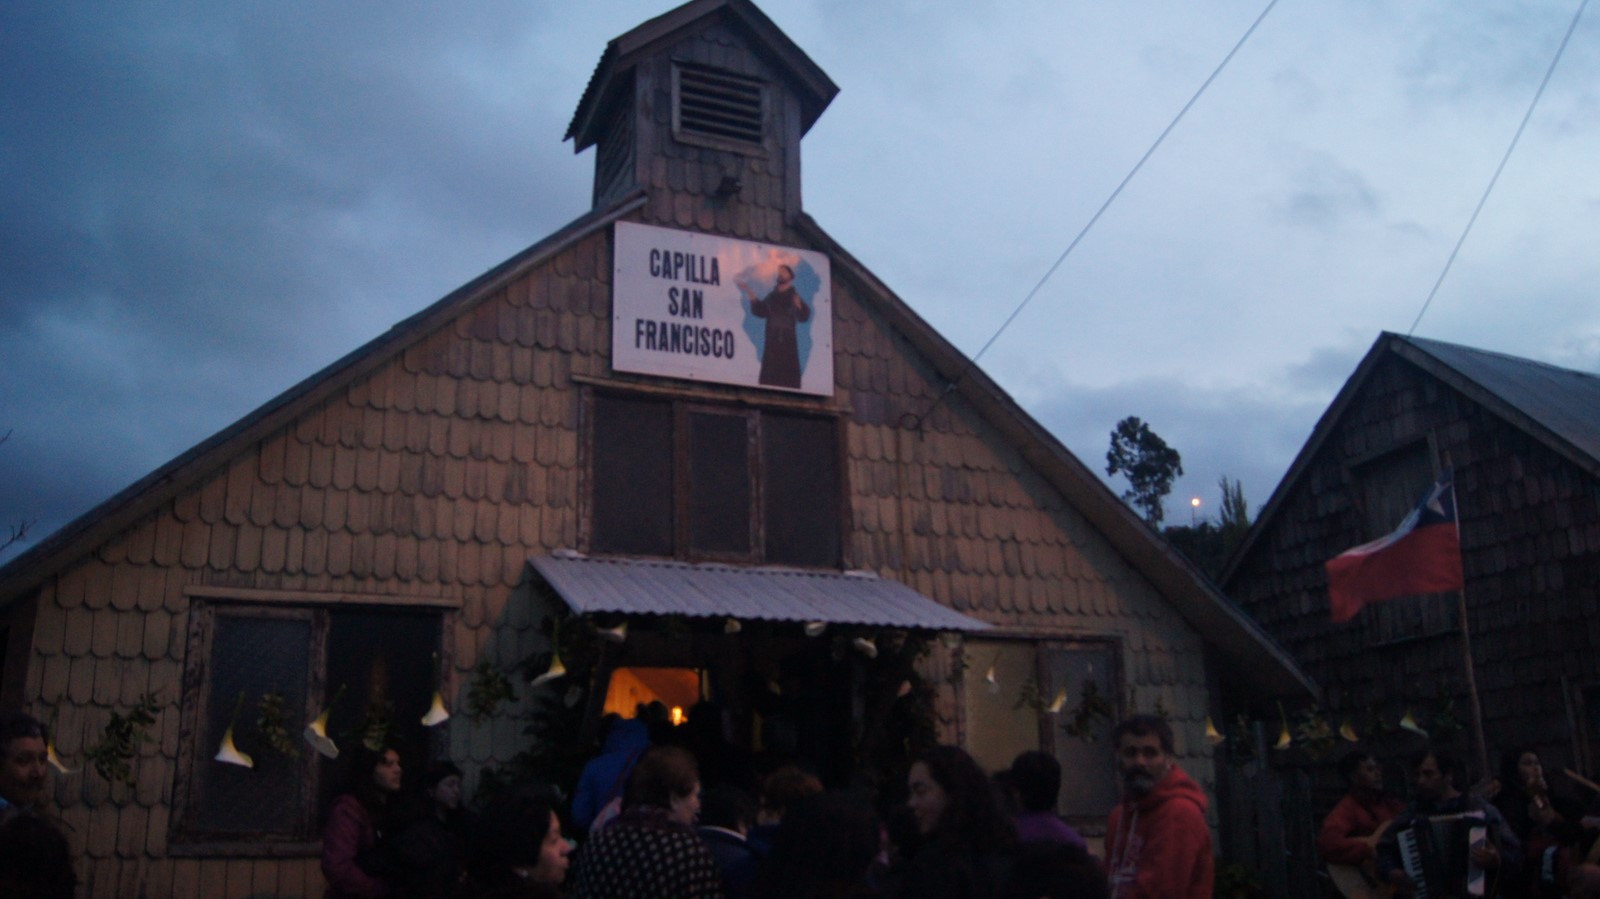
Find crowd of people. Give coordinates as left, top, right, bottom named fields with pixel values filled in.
left=309, top=709, right=1194, bottom=899
left=0, top=704, right=1215, bottom=899
left=1319, top=745, right=1600, bottom=899
left=16, top=697, right=1600, bottom=899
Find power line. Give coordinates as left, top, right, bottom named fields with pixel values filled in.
left=907, top=0, right=1283, bottom=429
left=1408, top=0, right=1591, bottom=336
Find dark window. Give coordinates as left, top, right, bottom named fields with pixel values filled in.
left=688, top=411, right=753, bottom=556
left=1355, top=443, right=1435, bottom=540
left=189, top=609, right=317, bottom=839
left=592, top=396, right=674, bottom=556
left=589, top=393, right=842, bottom=566
left=1350, top=443, right=1458, bottom=644
left=763, top=414, right=841, bottom=567
left=174, top=601, right=441, bottom=851
left=674, top=62, right=765, bottom=149
left=1040, top=643, right=1122, bottom=820
left=317, top=608, right=442, bottom=819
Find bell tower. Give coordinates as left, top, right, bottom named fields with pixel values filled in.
left=565, top=0, right=838, bottom=241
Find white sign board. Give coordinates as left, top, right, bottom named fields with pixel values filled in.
left=612, top=221, right=833, bottom=396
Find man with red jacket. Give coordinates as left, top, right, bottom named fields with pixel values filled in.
left=1105, top=714, right=1214, bottom=899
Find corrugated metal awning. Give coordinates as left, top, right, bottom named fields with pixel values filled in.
left=529, top=554, right=990, bottom=632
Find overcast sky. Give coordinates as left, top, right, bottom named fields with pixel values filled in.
left=3, top=0, right=1598, bottom=562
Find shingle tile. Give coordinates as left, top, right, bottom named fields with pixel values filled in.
left=234, top=523, right=262, bottom=572
left=115, top=612, right=143, bottom=660
left=326, top=532, right=352, bottom=577
left=82, top=561, right=113, bottom=611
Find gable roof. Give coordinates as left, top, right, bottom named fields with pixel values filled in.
left=565, top=0, right=839, bottom=152
left=795, top=214, right=1315, bottom=699
left=1402, top=335, right=1600, bottom=469
left=1221, top=331, right=1600, bottom=585
left=0, top=194, right=648, bottom=605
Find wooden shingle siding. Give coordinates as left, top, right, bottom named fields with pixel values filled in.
left=1228, top=345, right=1600, bottom=764
left=25, top=235, right=614, bottom=895
left=24, top=208, right=1216, bottom=896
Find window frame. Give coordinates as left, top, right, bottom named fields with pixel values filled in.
left=584, top=388, right=848, bottom=568
left=1035, top=637, right=1125, bottom=827
left=959, top=635, right=1125, bottom=829
left=169, top=587, right=456, bottom=857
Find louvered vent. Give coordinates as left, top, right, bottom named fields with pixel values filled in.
left=676, top=63, right=764, bottom=147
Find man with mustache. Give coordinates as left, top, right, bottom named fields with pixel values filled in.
left=1104, top=714, right=1214, bottom=899
left=1374, top=748, right=1520, bottom=898
left=0, top=712, right=50, bottom=813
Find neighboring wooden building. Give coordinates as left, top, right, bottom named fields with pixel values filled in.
left=0, top=1, right=1310, bottom=895
left=1221, top=331, right=1600, bottom=884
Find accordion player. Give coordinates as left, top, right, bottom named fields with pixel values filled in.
left=1375, top=751, right=1521, bottom=898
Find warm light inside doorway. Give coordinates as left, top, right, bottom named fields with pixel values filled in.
left=602, top=666, right=703, bottom=722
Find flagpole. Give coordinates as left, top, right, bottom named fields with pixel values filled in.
left=1446, top=463, right=1490, bottom=782
left=1456, top=585, right=1489, bottom=782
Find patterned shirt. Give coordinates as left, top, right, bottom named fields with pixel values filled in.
left=568, top=807, right=726, bottom=899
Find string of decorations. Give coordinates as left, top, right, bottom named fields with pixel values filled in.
left=34, top=618, right=1473, bottom=786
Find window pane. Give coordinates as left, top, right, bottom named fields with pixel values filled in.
left=592, top=396, right=674, bottom=555
left=192, top=613, right=314, bottom=837
left=1043, top=645, right=1121, bottom=819
left=318, top=608, right=442, bottom=819
left=961, top=640, right=1041, bottom=776
left=762, top=414, right=840, bottom=567
left=688, top=412, right=752, bottom=555
left=1356, top=444, right=1434, bottom=539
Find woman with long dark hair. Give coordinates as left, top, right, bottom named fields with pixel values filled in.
left=900, top=745, right=1017, bottom=899
left=322, top=744, right=404, bottom=898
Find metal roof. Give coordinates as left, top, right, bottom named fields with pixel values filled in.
left=565, top=0, right=838, bottom=151
left=529, top=554, right=991, bottom=632
left=1222, top=332, right=1600, bottom=589
left=1405, top=335, right=1600, bottom=464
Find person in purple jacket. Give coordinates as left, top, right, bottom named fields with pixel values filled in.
left=322, top=744, right=404, bottom=898
left=1008, top=751, right=1087, bottom=850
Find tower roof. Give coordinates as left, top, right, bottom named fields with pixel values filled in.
left=565, top=0, right=838, bottom=152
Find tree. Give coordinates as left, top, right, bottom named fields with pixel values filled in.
left=1105, top=416, right=1183, bottom=526
left=1218, top=475, right=1250, bottom=549
left=1163, top=476, right=1252, bottom=581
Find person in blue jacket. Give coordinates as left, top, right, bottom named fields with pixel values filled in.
left=572, top=715, right=651, bottom=832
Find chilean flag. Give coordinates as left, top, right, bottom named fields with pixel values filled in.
left=1325, top=469, right=1464, bottom=623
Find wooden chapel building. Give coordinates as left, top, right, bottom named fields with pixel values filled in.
left=0, top=1, right=1312, bottom=895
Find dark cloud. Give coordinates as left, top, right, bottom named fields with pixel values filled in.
left=0, top=2, right=596, bottom=557
left=3, top=1, right=1597, bottom=566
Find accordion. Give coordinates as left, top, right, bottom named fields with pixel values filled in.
left=1396, top=811, right=1488, bottom=899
